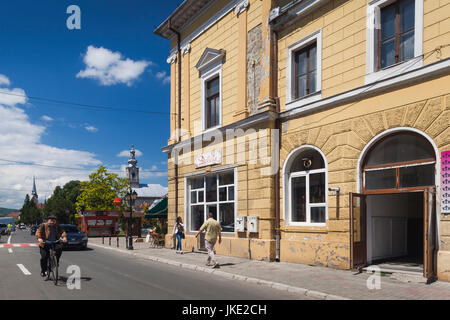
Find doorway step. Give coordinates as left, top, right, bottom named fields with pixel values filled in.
left=363, top=264, right=427, bottom=284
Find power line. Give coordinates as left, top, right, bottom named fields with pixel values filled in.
left=0, top=90, right=175, bottom=116
left=0, top=158, right=167, bottom=174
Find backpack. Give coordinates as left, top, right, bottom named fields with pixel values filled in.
left=177, top=223, right=184, bottom=234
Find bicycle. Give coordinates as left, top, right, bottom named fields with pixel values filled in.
left=45, top=239, right=61, bottom=285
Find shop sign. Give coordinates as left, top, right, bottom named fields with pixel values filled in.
left=442, top=151, right=450, bottom=214
left=96, top=220, right=105, bottom=226
left=87, top=220, right=96, bottom=226
left=195, top=149, right=222, bottom=168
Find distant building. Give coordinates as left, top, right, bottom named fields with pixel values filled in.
left=125, top=145, right=168, bottom=207
left=7, top=212, right=20, bottom=219
left=30, top=176, right=45, bottom=210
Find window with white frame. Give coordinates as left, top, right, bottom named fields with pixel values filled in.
left=196, top=48, right=225, bottom=131
left=286, top=30, right=322, bottom=108
left=287, top=148, right=327, bottom=225
left=366, top=0, right=423, bottom=83
left=188, top=171, right=235, bottom=232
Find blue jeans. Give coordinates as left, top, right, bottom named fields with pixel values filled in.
left=176, top=233, right=182, bottom=251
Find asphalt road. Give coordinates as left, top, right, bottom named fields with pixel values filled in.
left=0, top=229, right=312, bottom=300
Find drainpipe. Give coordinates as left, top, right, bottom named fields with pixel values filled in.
left=168, top=20, right=182, bottom=250
left=272, top=28, right=281, bottom=262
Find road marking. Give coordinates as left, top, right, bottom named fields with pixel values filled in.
left=17, top=264, right=31, bottom=275
left=0, top=243, right=39, bottom=248
left=7, top=235, right=12, bottom=253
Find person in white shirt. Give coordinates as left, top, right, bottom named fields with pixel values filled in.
left=172, top=216, right=184, bottom=254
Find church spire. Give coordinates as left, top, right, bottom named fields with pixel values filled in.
left=31, top=176, right=38, bottom=204
left=126, top=145, right=140, bottom=188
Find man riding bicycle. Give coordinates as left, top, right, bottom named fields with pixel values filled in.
left=36, top=216, right=67, bottom=277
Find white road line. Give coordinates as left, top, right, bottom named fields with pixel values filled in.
left=7, top=235, right=12, bottom=253
left=17, top=264, right=31, bottom=275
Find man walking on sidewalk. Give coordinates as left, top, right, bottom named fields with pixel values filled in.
left=195, top=212, right=222, bottom=268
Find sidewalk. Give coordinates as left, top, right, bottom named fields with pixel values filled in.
left=88, top=237, right=450, bottom=300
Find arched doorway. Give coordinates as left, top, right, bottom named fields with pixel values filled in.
left=350, top=130, right=438, bottom=281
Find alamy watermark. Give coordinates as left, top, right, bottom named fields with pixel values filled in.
left=66, top=265, right=81, bottom=290
left=170, top=121, right=280, bottom=176
left=66, top=5, right=81, bottom=30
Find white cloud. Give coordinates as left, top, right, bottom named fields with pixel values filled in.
left=0, top=76, right=102, bottom=208
left=77, top=45, right=151, bottom=86
left=117, top=149, right=143, bottom=157
left=41, top=115, right=54, bottom=122
left=85, top=125, right=98, bottom=133
left=0, top=74, right=11, bottom=87
left=117, top=164, right=167, bottom=179
left=155, top=71, right=170, bottom=85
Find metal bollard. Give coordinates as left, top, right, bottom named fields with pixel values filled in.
left=102, top=233, right=104, bottom=244
left=117, top=236, right=119, bottom=247
left=109, top=236, right=111, bottom=246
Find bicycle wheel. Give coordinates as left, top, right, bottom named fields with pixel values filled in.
left=53, top=255, right=58, bottom=285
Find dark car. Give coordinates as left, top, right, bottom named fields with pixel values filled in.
left=0, top=224, right=7, bottom=236
left=30, top=225, right=40, bottom=235
left=60, top=224, right=88, bottom=250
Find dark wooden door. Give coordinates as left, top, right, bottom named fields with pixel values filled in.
left=424, top=187, right=437, bottom=283
left=350, top=193, right=367, bottom=269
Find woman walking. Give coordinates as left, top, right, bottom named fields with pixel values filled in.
left=172, top=216, right=185, bottom=254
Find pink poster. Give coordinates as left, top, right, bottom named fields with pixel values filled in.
left=442, top=151, right=450, bottom=214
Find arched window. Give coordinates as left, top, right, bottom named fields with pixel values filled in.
left=287, top=147, right=327, bottom=225
left=362, top=132, right=436, bottom=192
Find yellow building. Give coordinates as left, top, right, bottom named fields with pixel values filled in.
left=155, top=0, right=450, bottom=282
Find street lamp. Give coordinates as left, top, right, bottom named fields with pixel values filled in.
left=124, top=189, right=138, bottom=250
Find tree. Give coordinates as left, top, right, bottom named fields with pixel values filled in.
left=76, top=166, right=129, bottom=212
left=43, top=181, right=82, bottom=224
left=19, top=194, right=42, bottom=225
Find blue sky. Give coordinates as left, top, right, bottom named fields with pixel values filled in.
left=0, top=0, right=180, bottom=208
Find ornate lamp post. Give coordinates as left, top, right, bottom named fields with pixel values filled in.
left=124, top=189, right=138, bottom=250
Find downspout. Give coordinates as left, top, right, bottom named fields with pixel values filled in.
left=168, top=20, right=182, bottom=250
left=272, top=28, right=281, bottom=262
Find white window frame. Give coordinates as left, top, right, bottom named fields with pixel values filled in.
left=283, top=145, right=328, bottom=227
left=286, top=29, right=322, bottom=111
left=201, top=63, right=222, bottom=132
left=186, top=169, right=237, bottom=234
left=365, top=0, right=423, bottom=84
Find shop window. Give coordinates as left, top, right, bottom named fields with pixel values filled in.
left=363, top=132, right=436, bottom=193
left=287, top=147, right=327, bottom=226
left=188, top=170, right=236, bottom=232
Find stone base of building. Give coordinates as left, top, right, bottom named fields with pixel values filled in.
left=165, top=235, right=276, bottom=261
left=438, top=250, right=450, bottom=281
left=279, top=239, right=350, bottom=269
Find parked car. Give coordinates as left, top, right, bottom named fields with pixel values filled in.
left=30, top=225, right=40, bottom=235
left=0, top=223, right=7, bottom=235
left=18, top=224, right=26, bottom=230
left=60, top=224, right=88, bottom=250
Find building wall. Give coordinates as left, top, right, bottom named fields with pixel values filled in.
left=279, top=73, right=450, bottom=276
left=166, top=125, right=277, bottom=260
left=277, top=0, right=450, bottom=110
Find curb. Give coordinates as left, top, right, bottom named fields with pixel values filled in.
left=89, top=242, right=350, bottom=300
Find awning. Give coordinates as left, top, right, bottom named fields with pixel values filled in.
left=145, top=197, right=168, bottom=219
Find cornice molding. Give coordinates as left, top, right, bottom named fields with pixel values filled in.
left=235, top=0, right=249, bottom=15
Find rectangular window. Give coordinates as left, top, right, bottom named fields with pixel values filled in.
left=379, top=0, right=415, bottom=69
left=294, top=43, right=317, bottom=99
left=205, top=76, right=220, bottom=129
left=188, top=171, right=236, bottom=232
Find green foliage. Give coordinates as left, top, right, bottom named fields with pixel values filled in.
left=76, top=166, right=129, bottom=212
left=43, top=181, right=81, bottom=224
left=19, top=194, right=42, bottom=225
